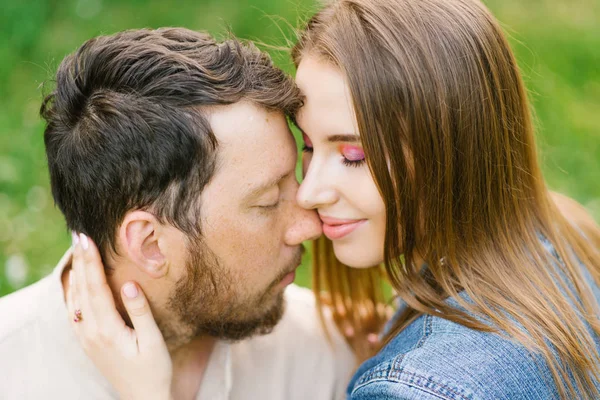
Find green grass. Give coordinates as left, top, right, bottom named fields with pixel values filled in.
left=1, top=0, right=598, bottom=296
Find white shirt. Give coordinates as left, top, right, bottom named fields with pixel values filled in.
left=0, top=250, right=356, bottom=399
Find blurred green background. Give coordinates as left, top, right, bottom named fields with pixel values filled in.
left=0, top=0, right=598, bottom=296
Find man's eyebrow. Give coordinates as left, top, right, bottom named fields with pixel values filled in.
left=244, top=170, right=290, bottom=200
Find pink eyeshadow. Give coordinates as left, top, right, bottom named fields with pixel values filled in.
left=340, top=144, right=365, bottom=161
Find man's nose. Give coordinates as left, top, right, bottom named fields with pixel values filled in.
left=284, top=203, right=322, bottom=246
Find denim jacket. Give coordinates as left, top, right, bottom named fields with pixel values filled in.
left=347, top=240, right=600, bottom=400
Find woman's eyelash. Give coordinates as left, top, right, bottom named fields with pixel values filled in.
left=342, top=158, right=366, bottom=168
left=303, top=144, right=364, bottom=167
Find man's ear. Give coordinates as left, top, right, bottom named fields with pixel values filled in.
left=118, top=210, right=168, bottom=279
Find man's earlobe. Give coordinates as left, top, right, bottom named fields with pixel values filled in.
left=119, top=211, right=168, bottom=279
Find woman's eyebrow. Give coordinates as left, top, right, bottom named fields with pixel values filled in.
left=327, top=134, right=360, bottom=143
left=294, top=122, right=360, bottom=143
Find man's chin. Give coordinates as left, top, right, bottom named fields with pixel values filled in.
left=203, top=293, right=287, bottom=342
left=164, top=292, right=287, bottom=347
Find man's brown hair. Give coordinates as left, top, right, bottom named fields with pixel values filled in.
left=41, top=28, right=301, bottom=257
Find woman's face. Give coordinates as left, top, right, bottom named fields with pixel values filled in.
left=295, top=55, right=386, bottom=268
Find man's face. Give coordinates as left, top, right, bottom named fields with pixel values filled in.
left=157, top=101, right=322, bottom=346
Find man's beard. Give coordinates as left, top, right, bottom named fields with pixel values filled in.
left=157, top=238, right=301, bottom=348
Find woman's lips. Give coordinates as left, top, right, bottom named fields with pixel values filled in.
left=319, top=215, right=367, bottom=240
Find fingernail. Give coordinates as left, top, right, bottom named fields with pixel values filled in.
left=71, top=231, right=79, bottom=247
left=123, top=283, right=138, bottom=299
left=79, top=233, right=89, bottom=250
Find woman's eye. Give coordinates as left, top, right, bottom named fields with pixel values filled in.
left=340, top=145, right=366, bottom=167
left=342, top=158, right=366, bottom=167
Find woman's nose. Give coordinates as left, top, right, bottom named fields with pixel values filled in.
left=296, top=162, right=338, bottom=210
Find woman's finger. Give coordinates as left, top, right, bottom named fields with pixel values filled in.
left=66, top=266, right=81, bottom=333
left=69, top=233, right=85, bottom=326
left=78, top=233, right=124, bottom=331
left=119, top=282, right=164, bottom=350
left=71, top=232, right=92, bottom=326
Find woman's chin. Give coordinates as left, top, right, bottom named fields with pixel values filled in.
left=332, top=243, right=384, bottom=269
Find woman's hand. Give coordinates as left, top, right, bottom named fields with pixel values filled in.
left=67, top=232, right=173, bottom=400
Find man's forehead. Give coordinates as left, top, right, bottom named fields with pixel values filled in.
left=207, top=102, right=289, bottom=148
left=206, top=101, right=296, bottom=196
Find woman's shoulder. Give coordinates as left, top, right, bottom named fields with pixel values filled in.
left=348, top=313, right=559, bottom=400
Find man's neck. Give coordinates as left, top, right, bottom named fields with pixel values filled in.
left=169, top=336, right=217, bottom=400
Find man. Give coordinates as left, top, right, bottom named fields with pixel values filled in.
left=0, top=28, right=354, bottom=399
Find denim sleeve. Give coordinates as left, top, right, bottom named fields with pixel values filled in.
left=350, top=380, right=472, bottom=400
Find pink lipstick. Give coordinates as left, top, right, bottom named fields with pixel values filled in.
left=319, top=215, right=366, bottom=240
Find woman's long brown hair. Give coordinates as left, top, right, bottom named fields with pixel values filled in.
left=293, top=0, right=600, bottom=397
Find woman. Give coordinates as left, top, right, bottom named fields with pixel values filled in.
left=69, top=0, right=600, bottom=398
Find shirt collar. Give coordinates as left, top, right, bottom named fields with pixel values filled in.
left=196, top=340, right=232, bottom=400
